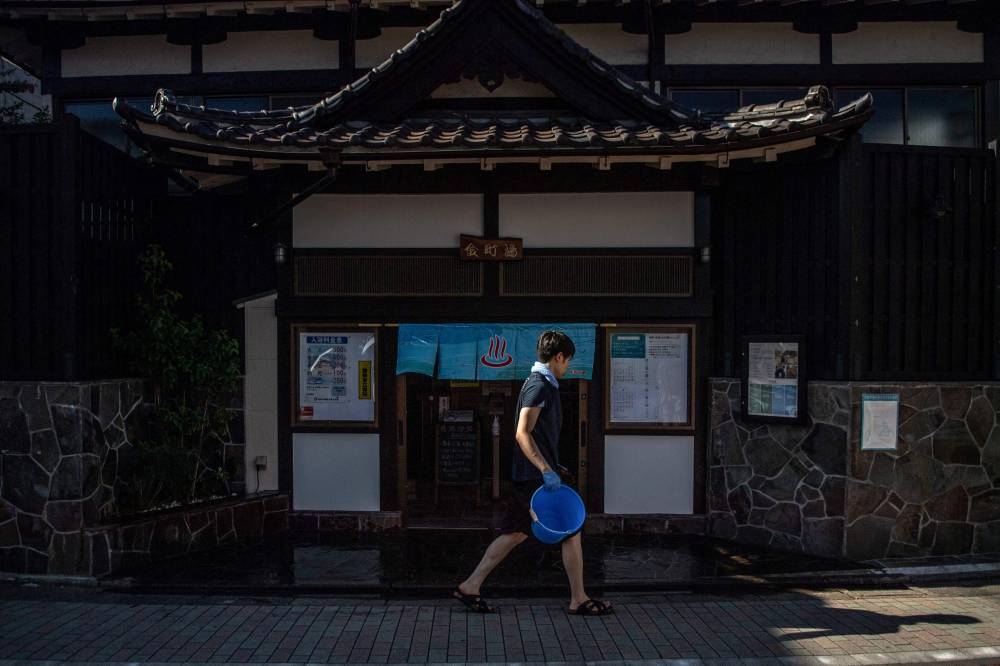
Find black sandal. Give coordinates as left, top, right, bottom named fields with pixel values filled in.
left=568, top=599, right=614, bottom=616
left=452, top=587, right=495, bottom=613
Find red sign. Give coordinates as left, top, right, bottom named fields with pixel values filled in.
left=480, top=335, right=513, bottom=368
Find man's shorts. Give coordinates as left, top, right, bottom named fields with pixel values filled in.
left=497, top=480, right=584, bottom=541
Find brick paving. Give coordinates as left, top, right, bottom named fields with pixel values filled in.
left=1, top=586, right=1000, bottom=664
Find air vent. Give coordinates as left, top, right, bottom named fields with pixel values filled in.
left=501, top=255, right=693, bottom=297
left=295, top=255, right=483, bottom=296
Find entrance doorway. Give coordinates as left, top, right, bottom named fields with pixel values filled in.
left=400, top=375, right=585, bottom=529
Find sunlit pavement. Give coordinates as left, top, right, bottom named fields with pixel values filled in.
left=2, top=583, right=1000, bottom=664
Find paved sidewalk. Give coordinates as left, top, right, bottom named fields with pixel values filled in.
left=2, top=585, right=1000, bottom=665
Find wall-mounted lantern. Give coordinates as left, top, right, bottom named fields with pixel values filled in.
left=274, top=242, right=288, bottom=267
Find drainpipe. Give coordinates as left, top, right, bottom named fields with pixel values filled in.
left=644, top=0, right=655, bottom=89
left=347, top=0, right=359, bottom=76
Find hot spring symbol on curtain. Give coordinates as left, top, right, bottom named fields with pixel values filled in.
left=481, top=335, right=513, bottom=368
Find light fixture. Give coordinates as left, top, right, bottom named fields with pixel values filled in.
left=700, top=246, right=711, bottom=264
left=929, top=194, right=952, bottom=221
left=273, top=242, right=288, bottom=267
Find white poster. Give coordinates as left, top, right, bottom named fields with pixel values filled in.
left=609, top=331, right=689, bottom=425
left=861, top=393, right=899, bottom=451
left=298, top=331, right=376, bottom=422
left=747, top=341, right=800, bottom=419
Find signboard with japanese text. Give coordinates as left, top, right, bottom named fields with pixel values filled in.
left=604, top=325, right=695, bottom=430
left=741, top=336, right=807, bottom=424
left=459, top=235, right=523, bottom=261
left=294, top=327, right=377, bottom=426
left=861, top=393, right=899, bottom=451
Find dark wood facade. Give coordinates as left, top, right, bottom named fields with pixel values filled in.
left=0, top=117, right=162, bottom=381
left=712, top=138, right=1000, bottom=383
left=2, top=0, right=999, bottom=530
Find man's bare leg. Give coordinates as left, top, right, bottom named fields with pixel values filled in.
left=458, top=532, right=528, bottom=596
left=561, top=532, right=590, bottom=610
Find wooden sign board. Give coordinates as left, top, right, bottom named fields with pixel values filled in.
left=459, top=235, right=523, bottom=261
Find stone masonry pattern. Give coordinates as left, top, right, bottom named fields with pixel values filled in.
left=0, top=380, right=252, bottom=576
left=709, top=380, right=1000, bottom=560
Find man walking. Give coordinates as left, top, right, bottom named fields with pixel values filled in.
left=452, top=330, right=613, bottom=616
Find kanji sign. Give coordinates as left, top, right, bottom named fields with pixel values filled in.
left=459, top=235, right=523, bottom=261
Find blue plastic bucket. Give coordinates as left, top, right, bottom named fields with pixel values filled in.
left=529, top=486, right=586, bottom=544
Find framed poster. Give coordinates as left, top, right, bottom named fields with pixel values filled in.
left=861, top=393, right=899, bottom=451
left=604, top=325, right=695, bottom=430
left=741, top=336, right=806, bottom=424
left=293, top=326, right=378, bottom=426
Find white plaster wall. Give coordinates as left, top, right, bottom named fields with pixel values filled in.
left=293, top=433, right=381, bottom=511
left=61, top=35, right=190, bottom=77
left=294, top=194, right=483, bottom=248
left=604, top=435, right=694, bottom=514
left=833, top=22, right=982, bottom=64
left=556, top=23, right=647, bottom=65
left=204, top=30, right=338, bottom=72
left=241, top=293, right=278, bottom=493
left=357, top=27, right=420, bottom=68
left=665, top=23, right=819, bottom=65
left=431, top=78, right=555, bottom=99
left=499, top=192, right=694, bottom=248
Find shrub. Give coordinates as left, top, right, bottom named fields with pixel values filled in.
left=111, top=245, right=241, bottom=515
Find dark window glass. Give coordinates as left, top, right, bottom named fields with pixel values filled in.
left=668, top=89, right=739, bottom=115
left=740, top=88, right=809, bottom=107
left=907, top=88, right=977, bottom=148
left=271, top=94, right=323, bottom=110
left=64, top=98, right=153, bottom=153
left=835, top=88, right=904, bottom=145
left=203, top=96, right=268, bottom=113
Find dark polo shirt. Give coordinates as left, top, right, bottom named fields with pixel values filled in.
left=511, top=372, right=562, bottom=482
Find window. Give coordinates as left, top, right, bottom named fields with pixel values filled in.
left=835, top=86, right=977, bottom=147
left=740, top=88, right=809, bottom=107
left=64, top=98, right=153, bottom=153
left=835, top=88, right=905, bottom=145
left=666, top=86, right=980, bottom=148
left=203, top=96, right=268, bottom=113
left=270, top=94, right=324, bottom=110
left=669, top=89, right=739, bottom=115
left=907, top=88, right=977, bottom=148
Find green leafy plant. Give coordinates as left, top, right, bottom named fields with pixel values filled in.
left=112, top=245, right=241, bottom=514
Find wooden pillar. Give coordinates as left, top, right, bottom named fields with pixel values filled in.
left=56, top=117, right=80, bottom=380
left=276, top=208, right=294, bottom=495
left=841, top=133, right=865, bottom=381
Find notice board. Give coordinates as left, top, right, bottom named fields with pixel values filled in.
left=741, top=335, right=806, bottom=424
left=605, top=325, right=695, bottom=430
left=436, top=421, right=479, bottom=486
left=293, top=325, right=377, bottom=426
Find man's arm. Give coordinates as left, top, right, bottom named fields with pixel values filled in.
left=515, top=406, right=552, bottom=474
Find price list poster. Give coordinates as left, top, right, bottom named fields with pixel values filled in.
left=608, top=330, right=690, bottom=427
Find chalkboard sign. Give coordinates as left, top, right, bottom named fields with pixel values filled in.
left=436, top=422, right=479, bottom=485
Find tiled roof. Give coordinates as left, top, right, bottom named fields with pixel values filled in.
left=115, top=85, right=871, bottom=156
left=112, top=0, right=872, bottom=162
left=0, top=0, right=982, bottom=21
left=285, top=0, right=693, bottom=129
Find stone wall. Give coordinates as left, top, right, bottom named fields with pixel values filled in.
left=709, top=379, right=1000, bottom=560
left=0, top=380, right=247, bottom=575
left=86, top=494, right=288, bottom=577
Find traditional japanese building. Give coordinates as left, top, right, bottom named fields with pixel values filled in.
left=1, top=0, right=998, bottom=573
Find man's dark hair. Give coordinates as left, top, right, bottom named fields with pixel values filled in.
left=536, top=330, right=575, bottom=362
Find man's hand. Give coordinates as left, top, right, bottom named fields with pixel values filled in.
left=542, top=470, right=561, bottom=492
